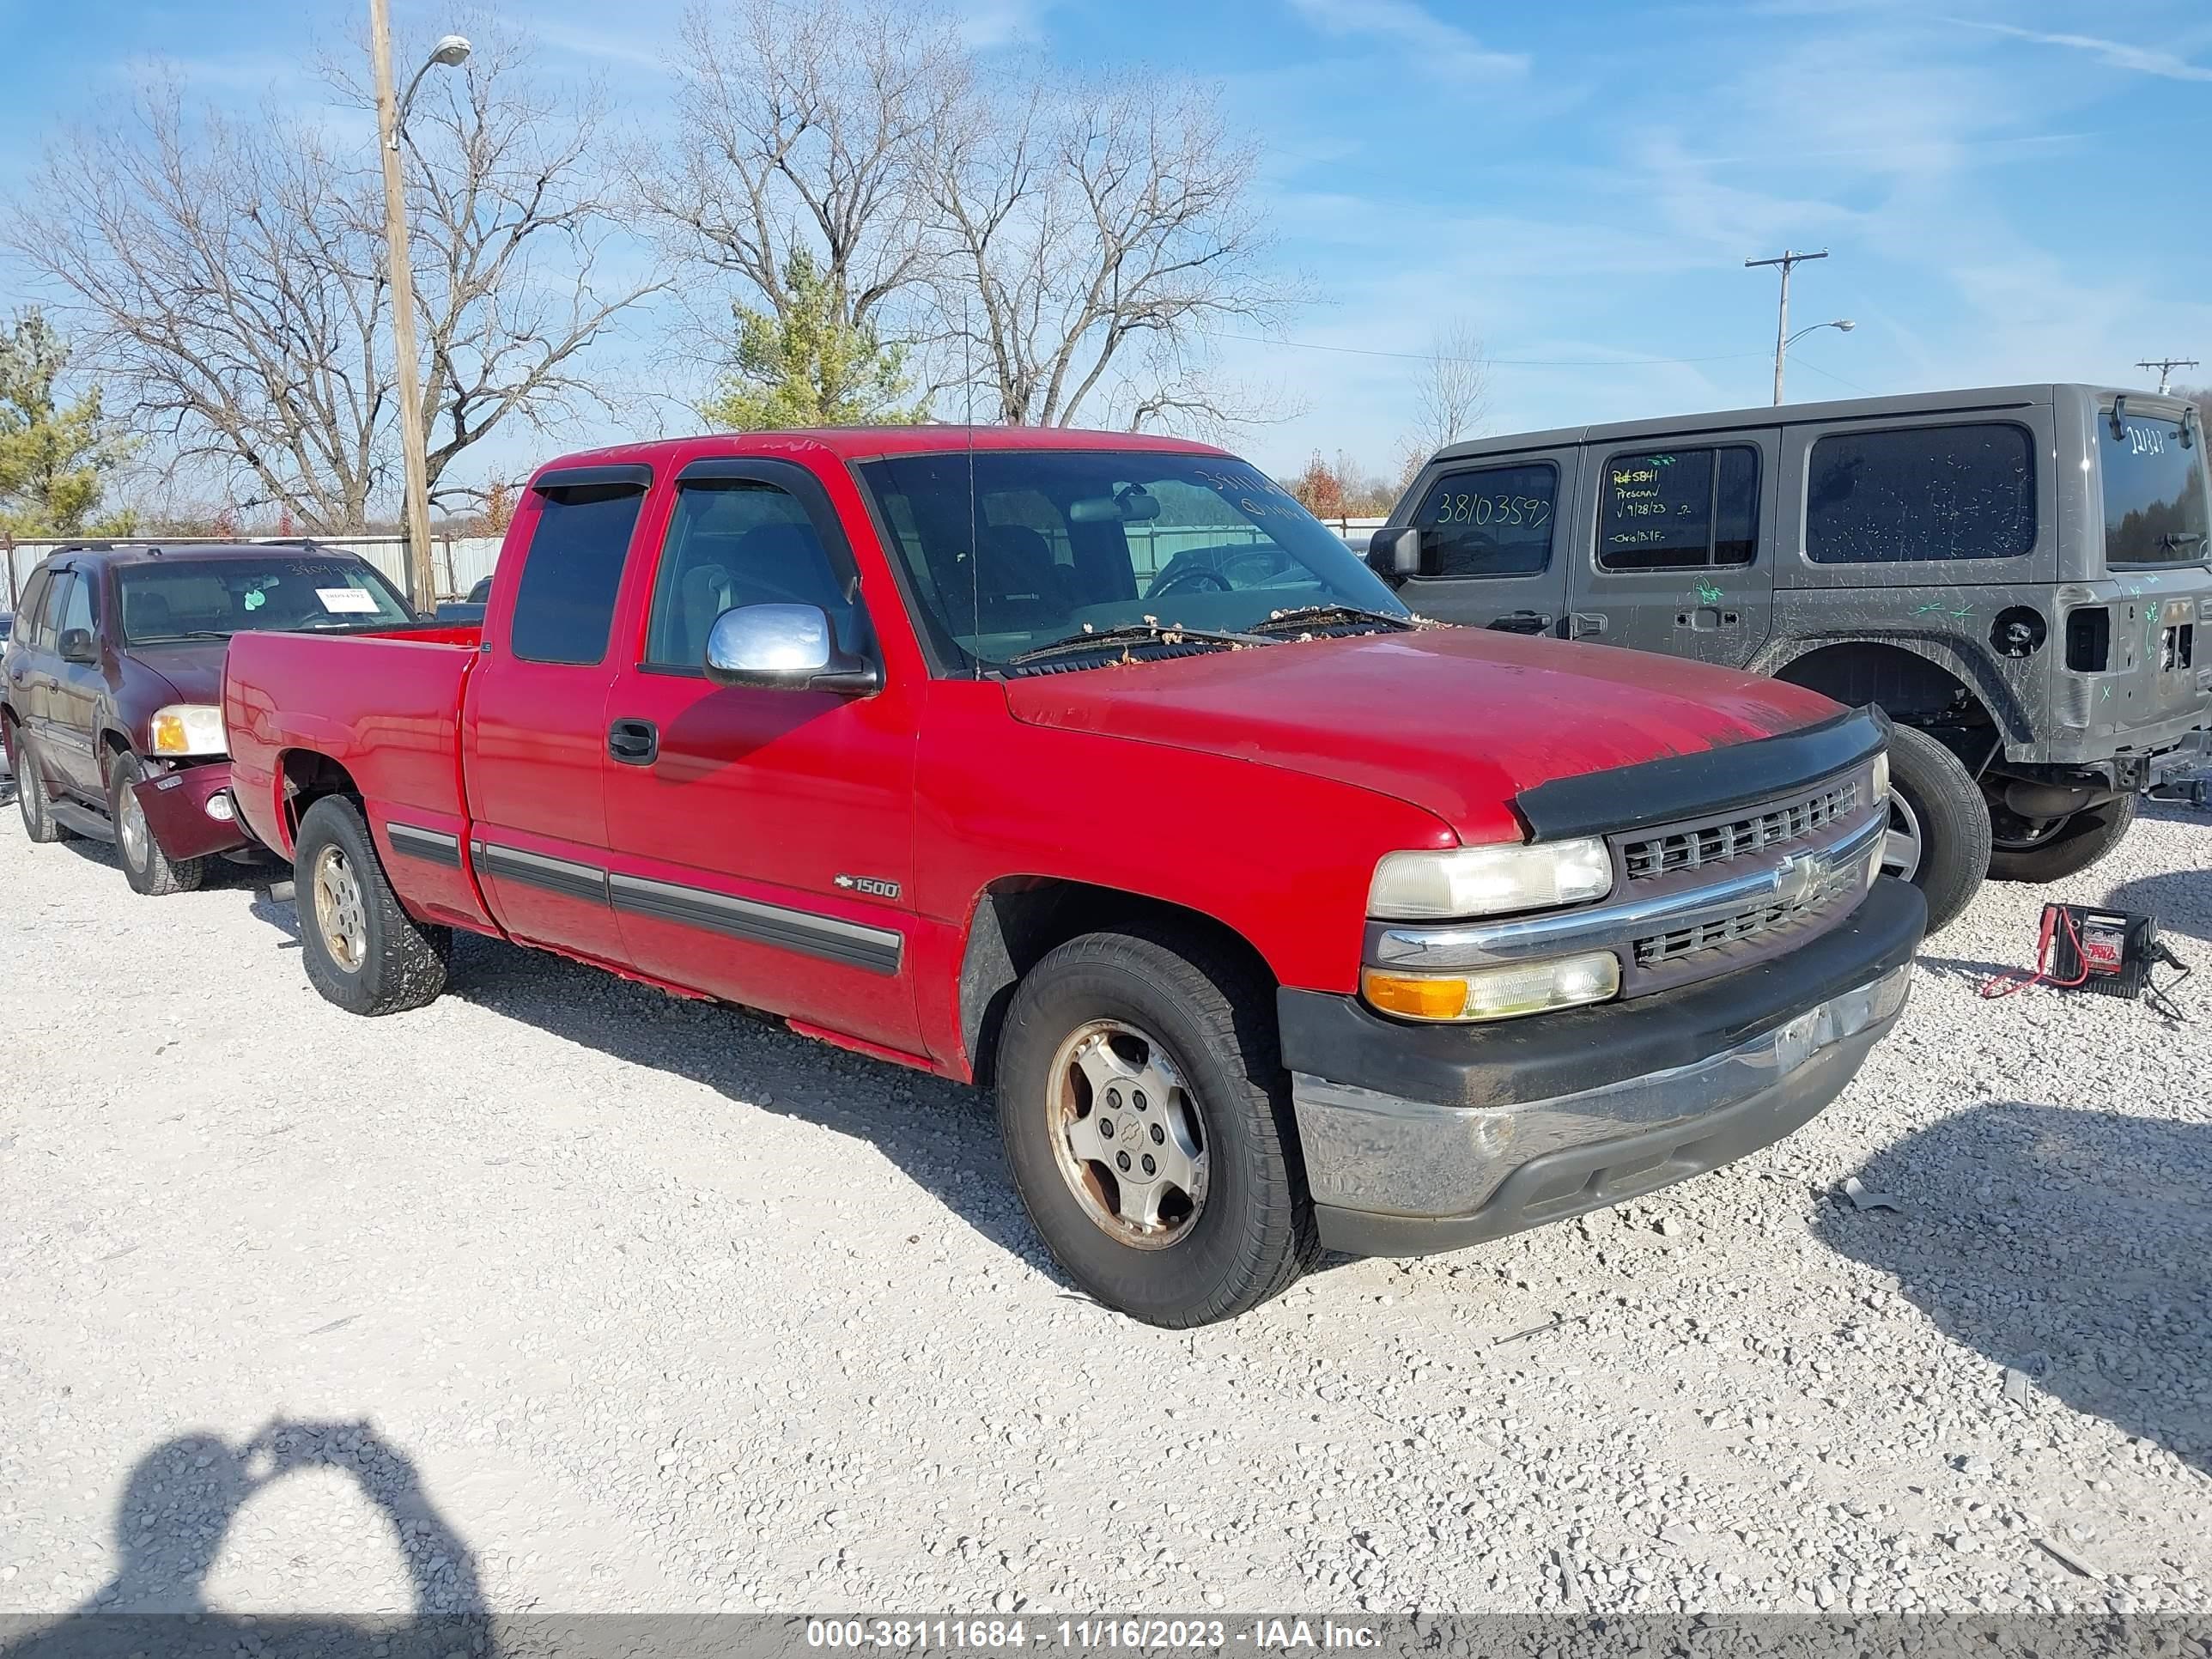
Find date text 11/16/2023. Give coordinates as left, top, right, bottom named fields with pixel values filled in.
left=803, top=1619, right=1382, bottom=1650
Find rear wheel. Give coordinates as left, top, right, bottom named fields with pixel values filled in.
left=107, top=750, right=207, bottom=896
left=1989, top=793, right=2137, bottom=884
left=1881, top=723, right=1991, bottom=936
left=13, top=730, right=68, bottom=844
left=995, top=925, right=1319, bottom=1327
left=293, top=795, right=452, bottom=1015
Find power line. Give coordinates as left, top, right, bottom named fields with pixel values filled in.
left=1213, top=331, right=1771, bottom=368
left=1787, top=356, right=1876, bottom=398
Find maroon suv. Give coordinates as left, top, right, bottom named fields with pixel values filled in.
left=2, top=542, right=417, bottom=894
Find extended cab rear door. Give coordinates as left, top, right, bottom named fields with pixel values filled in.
left=597, top=455, right=923, bottom=1054
left=460, top=465, right=653, bottom=967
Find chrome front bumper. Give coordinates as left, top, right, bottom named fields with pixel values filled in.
left=1292, top=962, right=1911, bottom=1256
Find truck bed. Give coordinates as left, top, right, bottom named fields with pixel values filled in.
left=224, top=624, right=483, bottom=867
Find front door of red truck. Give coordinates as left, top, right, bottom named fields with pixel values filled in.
left=461, top=465, right=653, bottom=968
left=596, top=456, right=924, bottom=1055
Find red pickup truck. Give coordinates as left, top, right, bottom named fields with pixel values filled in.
left=224, top=428, right=1924, bottom=1326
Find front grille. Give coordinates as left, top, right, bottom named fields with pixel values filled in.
left=1620, top=779, right=1860, bottom=880
left=1631, top=861, right=1864, bottom=970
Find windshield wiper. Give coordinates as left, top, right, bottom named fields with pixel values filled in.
left=1245, top=604, right=1418, bottom=635
left=131, top=629, right=232, bottom=642
left=1003, top=619, right=1272, bottom=667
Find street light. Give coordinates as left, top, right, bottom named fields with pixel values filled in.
left=404, top=34, right=474, bottom=113
left=1774, top=319, right=1854, bottom=404
left=368, top=8, right=471, bottom=611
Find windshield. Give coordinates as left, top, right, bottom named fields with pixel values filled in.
left=118, top=556, right=415, bottom=643
left=2102, top=411, right=2209, bottom=569
left=853, top=450, right=1407, bottom=670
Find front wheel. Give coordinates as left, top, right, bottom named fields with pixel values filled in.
left=292, top=795, right=452, bottom=1016
left=107, top=750, right=207, bottom=896
left=995, top=926, right=1320, bottom=1327
left=1880, top=724, right=1992, bottom=936
left=1988, top=793, right=2138, bottom=884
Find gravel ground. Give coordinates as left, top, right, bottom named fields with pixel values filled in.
left=0, top=793, right=2208, bottom=1623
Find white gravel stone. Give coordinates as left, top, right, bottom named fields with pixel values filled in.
left=0, top=797, right=2206, bottom=1616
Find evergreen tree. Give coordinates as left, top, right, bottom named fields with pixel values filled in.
left=700, top=252, right=927, bottom=430
left=0, top=308, right=131, bottom=536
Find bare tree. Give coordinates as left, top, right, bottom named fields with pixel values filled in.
left=641, top=0, right=964, bottom=362
left=925, top=73, right=1297, bottom=434
left=10, top=88, right=389, bottom=527
left=324, top=17, right=667, bottom=507
left=1410, top=319, right=1491, bottom=453
left=9, top=24, right=659, bottom=528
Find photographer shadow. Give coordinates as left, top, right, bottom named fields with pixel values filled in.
left=1813, top=1101, right=2212, bottom=1475
left=3, top=1421, right=493, bottom=1659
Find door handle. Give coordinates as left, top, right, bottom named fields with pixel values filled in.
left=607, top=718, right=659, bottom=766
left=1486, top=611, right=1553, bottom=636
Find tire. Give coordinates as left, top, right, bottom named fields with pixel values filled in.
left=1988, top=793, right=2137, bottom=884
left=292, top=795, right=452, bottom=1016
left=994, top=924, right=1321, bottom=1327
left=106, top=749, right=207, bottom=896
left=12, top=729, right=69, bottom=844
left=1881, top=723, right=1991, bottom=937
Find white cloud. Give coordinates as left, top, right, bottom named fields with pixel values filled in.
left=1949, top=18, right=2212, bottom=82
left=1284, top=0, right=1528, bottom=78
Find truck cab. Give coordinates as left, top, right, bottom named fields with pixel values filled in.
left=1383, top=386, right=2212, bottom=932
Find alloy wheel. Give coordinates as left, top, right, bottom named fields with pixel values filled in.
left=1046, top=1018, right=1209, bottom=1250
left=311, top=844, right=369, bottom=973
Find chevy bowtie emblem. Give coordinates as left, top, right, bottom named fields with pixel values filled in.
left=1772, top=849, right=1826, bottom=907
left=835, top=873, right=902, bottom=899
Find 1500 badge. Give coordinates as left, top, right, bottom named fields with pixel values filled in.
left=834, top=874, right=902, bottom=899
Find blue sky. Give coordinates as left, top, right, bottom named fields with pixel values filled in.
left=3, top=0, right=2209, bottom=493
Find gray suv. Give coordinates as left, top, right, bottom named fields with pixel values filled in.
left=1375, top=384, right=2210, bottom=932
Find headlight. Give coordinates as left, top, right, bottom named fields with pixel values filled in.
left=1368, top=837, right=1613, bottom=920
left=1363, top=952, right=1622, bottom=1023
left=148, top=703, right=227, bottom=757
left=1869, top=750, right=1890, bottom=807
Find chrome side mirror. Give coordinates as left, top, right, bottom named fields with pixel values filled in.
left=702, top=603, right=879, bottom=695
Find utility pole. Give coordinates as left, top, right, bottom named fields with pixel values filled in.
left=2136, top=357, right=2199, bottom=395
left=1747, top=248, right=1828, bottom=406
left=370, top=0, right=436, bottom=611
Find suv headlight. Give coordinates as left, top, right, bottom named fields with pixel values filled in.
left=148, top=703, right=227, bottom=758
left=1869, top=750, right=1890, bottom=807
left=1368, top=837, right=1613, bottom=921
